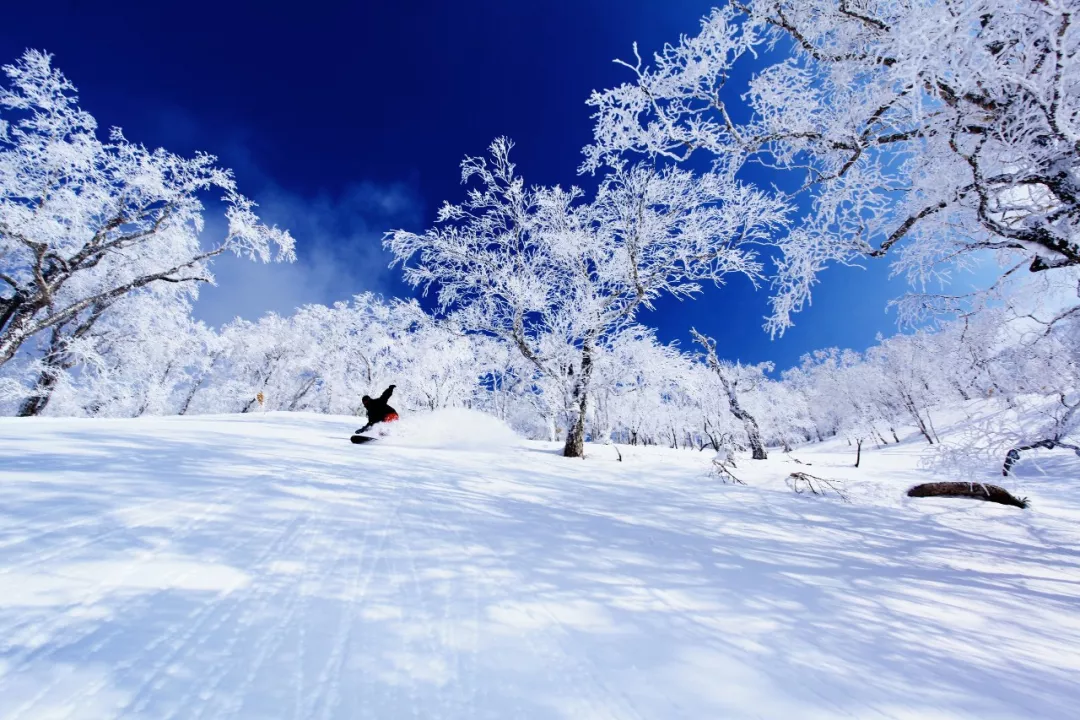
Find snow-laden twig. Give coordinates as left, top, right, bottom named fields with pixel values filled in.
left=786, top=471, right=849, bottom=502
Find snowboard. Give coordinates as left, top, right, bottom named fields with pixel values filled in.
left=350, top=434, right=377, bottom=444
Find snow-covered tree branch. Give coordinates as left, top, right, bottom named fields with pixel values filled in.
left=0, top=50, right=295, bottom=370
left=386, top=138, right=789, bottom=457
left=584, top=0, right=1079, bottom=336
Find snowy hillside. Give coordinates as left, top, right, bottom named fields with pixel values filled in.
left=2, top=409, right=1079, bottom=719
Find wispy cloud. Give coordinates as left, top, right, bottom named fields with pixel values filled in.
left=119, top=104, right=424, bottom=327
left=194, top=180, right=423, bottom=327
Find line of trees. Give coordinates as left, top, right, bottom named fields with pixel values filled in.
left=2, top=277, right=1074, bottom=476
left=1, top=0, right=1076, bottom=472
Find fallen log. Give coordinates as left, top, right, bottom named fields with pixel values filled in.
left=906, top=482, right=1027, bottom=509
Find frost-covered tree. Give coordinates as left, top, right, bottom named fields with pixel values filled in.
left=176, top=294, right=499, bottom=420
left=747, top=376, right=813, bottom=452
left=691, top=328, right=772, bottom=459
left=0, top=282, right=218, bottom=418
left=386, top=138, right=789, bottom=457
left=589, top=326, right=694, bottom=448
left=584, top=0, right=1079, bottom=334
left=399, top=314, right=496, bottom=412
left=782, top=348, right=882, bottom=463
left=866, top=332, right=951, bottom=445
left=0, top=50, right=294, bottom=368
left=936, top=269, right=1080, bottom=474
left=685, top=363, right=743, bottom=453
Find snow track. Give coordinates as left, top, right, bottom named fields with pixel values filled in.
left=1, top=411, right=1079, bottom=719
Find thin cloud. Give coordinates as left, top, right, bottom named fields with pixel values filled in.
left=194, top=181, right=423, bottom=326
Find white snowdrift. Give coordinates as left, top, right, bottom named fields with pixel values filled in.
left=374, top=406, right=523, bottom=452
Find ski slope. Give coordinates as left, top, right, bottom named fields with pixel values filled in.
left=1, top=410, right=1078, bottom=719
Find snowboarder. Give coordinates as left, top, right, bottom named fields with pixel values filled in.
left=356, top=384, right=398, bottom=434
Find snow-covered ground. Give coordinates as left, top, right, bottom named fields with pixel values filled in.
left=1, top=409, right=1078, bottom=720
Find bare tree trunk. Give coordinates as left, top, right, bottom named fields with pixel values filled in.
left=916, top=416, right=934, bottom=444
left=241, top=352, right=283, bottom=414
left=17, top=305, right=107, bottom=417
left=704, top=425, right=720, bottom=451
left=925, top=410, right=941, bottom=444
left=727, top=388, right=767, bottom=459
left=178, top=376, right=205, bottom=416
left=563, top=392, right=588, bottom=457
left=562, top=339, right=594, bottom=458
left=1003, top=439, right=1080, bottom=475
left=137, top=361, right=176, bottom=417
left=18, top=365, right=61, bottom=417
left=178, top=352, right=222, bottom=416
left=693, top=330, right=767, bottom=459
left=287, top=375, right=320, bottom=411
left=902, top=394, right=934, bottom=444
left=242, top=375, right=272, bottom=413
left=0, top=293, right=26, bottom=341
left=0, top=310, right=36, bottom=368
left=1, top=252, right=215, bottom=369
left=855, top=438, right=863, bottom=468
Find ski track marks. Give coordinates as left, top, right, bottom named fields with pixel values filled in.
left=1, top=412, right=1080, bottom=719
left=398, top=472, right=643, bottom=720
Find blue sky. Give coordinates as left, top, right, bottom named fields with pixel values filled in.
left=1, top=0, right=979, bottom=368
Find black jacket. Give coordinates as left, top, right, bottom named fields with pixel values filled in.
left=361, top=385, right=397, bottom=426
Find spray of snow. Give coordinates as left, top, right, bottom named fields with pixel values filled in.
left=375, top=407, right=523, bottom=452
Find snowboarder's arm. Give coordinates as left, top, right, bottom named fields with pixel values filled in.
left=379, top=384, right=396, bottom=402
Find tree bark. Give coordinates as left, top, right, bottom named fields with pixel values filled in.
left=953, top=382, right=971, bottom=401
left=692, top=329, right=767, bottom=460
left=562, top=339, right=594, bottom=458
left=0, top=311, right=37, bottom=369
left=178, top=352, right=222, bottom=416
left=178, top=377, right=205, bottom=416
left=0, top=293, right=26, bottom=340
left=902, top=394, right=934, bottom=444
left=907, top=482, right=1027, bottom=509
left=18, top=367, right=61, bottom=417
left=17, top=306, right=108, bottom=417
left=0, top=246, right=213, bottom=369
left=1002, top=439, right=1080, bottom=476
left=287, top=375, right=320, bottom=411
left=925, top=410, right=941, bottom=444
left=723, top=380, right=767, bottom=459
